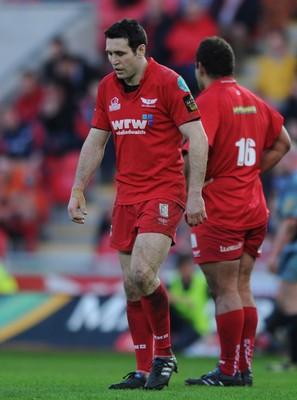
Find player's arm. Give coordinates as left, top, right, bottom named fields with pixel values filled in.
left=267, top=217, right=297, bottom=273
left=68, top=127, right=111, bottom=224
left=260, top=126, right=291, bottom=173
left=179, top=119, right=208, bottom=226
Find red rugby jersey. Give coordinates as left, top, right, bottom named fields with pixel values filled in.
left=91, top=58, right=200, bottom=207
left=184, top=78, right=283, bottom=229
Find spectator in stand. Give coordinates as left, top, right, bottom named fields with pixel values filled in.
left=165, top=0, right=219, bottom=95
left=168, top=253, right=210, bottom=352
left=53, top=54, right=99, bottom=101
left=0, top=105, right=44, bottom=159
left=141, top=0, right=176, bottom=65
left=260, top=0, right=297, bottom=31
left=14, top=70, right=44, bottom=123
left=39, top=80, right=83, bottom=157
left=253, top=29, right=297, bottom=113
left=41, top=36, right=68, bottom=82
left=0, top=155, right=49, bottom=252
left=210, top=0, right=262, bottom=67
left=0, top=101, right=48, bottom=252
left=38, top=80, right=85, bottom=205
left=283, top=74, right=297, bottom=143
left=264, top=145, right=297, bottom=371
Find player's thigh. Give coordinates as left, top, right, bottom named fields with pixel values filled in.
left=132, top=232, right=172, bottom=275
left=238, top=251, right=256, bottom=288
left=131, top=198, right=183, bottom=274
left=118, top=250, right=141, bottom=300
left=200, top=259, right=240, bottom=298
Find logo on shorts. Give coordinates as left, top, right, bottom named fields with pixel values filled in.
left=158, top=217, right=169, bottom=225
left=193, top=250, right=200, bottom=257
left=109, top=224, right=112, bottom=236
left=220, top=242, right=243, bottom=252
left=159, top=203, right=169, bottom=218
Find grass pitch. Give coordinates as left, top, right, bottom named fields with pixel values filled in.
left=0, top=350, right=295, bottom=400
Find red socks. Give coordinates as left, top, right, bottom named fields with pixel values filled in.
left=216, top=309, right=244, bottom=375
left=141, top=284, right=173, bottom=357
left=127, top=300, right=153, bottom=373
left=127, top=284, right=173, bottom=372
left=239, top=306, right=258, bottom=372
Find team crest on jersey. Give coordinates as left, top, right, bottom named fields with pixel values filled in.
left=141, top=97, right=158, bottom=108
left=109, top=97, right=121, bottom=112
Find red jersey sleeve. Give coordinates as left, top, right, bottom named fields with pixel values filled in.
left=183, top=90, right=219, bottom=153
left=165, top=75, right=201, bottom=127
left=91, top=79, right=111, bottom=131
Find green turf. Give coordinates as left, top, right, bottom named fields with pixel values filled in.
left=0, top=350, right=295, bottom=399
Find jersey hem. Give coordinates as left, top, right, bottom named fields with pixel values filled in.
left=115, top=195, right=186, bottom=210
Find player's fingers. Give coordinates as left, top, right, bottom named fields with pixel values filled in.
left=188, top=210, right=207, bottom=226
left=71, top=216, right=85, bottom=224
left=186, top=214, right=199, bottom=227
left=79, top=197, right=88, bottom=215
left=71, top=188, right=88, bottom=216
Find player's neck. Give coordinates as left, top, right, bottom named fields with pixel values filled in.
left=125, top=58, right=148, bottom=86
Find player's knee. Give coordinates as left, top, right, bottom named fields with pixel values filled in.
left=123, top=279, right=139, bottom=300
left=133, top=268, right=155, bottom=295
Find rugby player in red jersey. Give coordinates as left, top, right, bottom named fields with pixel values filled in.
left=67, top=19, right=208, bottom=390
left=183, top=36, right=291, bottom=387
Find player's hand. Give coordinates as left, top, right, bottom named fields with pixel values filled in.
left=67, top=188, right=87, bottom=224
left=185, top=193, right=207, bottom=227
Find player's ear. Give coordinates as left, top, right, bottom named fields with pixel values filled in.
left=137, top=44, right=146, bottom=57
left=198, top=62, right=206, bottom=75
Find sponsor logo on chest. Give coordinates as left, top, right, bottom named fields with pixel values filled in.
left=141, top=97, right=158, bottom=108
left=111, top=114, right=154, bottom=135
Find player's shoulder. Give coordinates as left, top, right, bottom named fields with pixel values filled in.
left=150, top=60, right=180, bottom=85
left=235, top=83, right=267, bottom=105
left=98, top=72, right=116, bottom=89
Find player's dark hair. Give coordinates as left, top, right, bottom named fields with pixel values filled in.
left=104, top=18, right=148, bottom=54
left=196, top=36, right=235, bottom=78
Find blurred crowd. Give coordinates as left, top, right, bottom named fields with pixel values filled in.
left=0, top=0, right=297, bottom=257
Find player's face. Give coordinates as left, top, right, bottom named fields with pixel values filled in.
left=106, top=38, right=143, bottom=85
